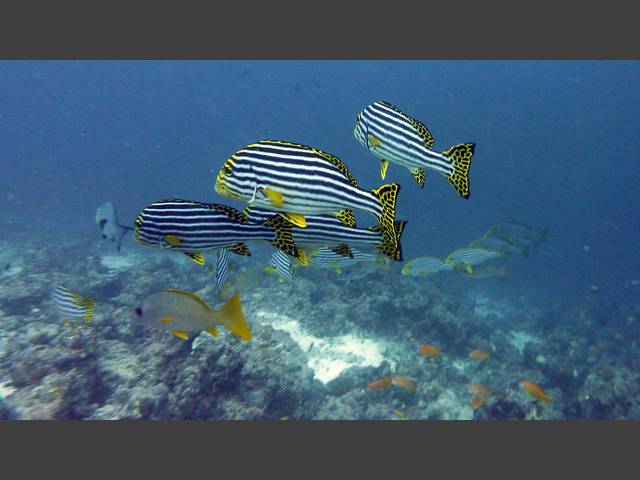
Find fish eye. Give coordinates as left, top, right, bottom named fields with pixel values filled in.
left=134, top=307, right=143, bottom=316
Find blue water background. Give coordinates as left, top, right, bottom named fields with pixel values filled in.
left=1, top=60, right=638, bottom=308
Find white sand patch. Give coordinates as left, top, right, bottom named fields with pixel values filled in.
left=256, top=310, right=390, bottom=384
left=0, top=381, right=16, bottom=398
left=101, top=254, right=137, bottom=271
left=508, top=330, right=539, bottom=355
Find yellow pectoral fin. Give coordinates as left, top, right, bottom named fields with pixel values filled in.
left=205, top=327, right=219, bottom=337
left=261, top=189, right=284, bottom=207
left=368, top=135, right=381, bottom=148
left=280, top=212, right=307, bottom=228
left=164, top=235, right=182, bottom=247
left=170, top=330, right=189, bottom=340
left=465, top=263, right=473, bottom=274
left=159, top=315, right=175, bottom=324
left=380, top=159, right=389, bottom=180
left=297, top=247, right=309, bottom=267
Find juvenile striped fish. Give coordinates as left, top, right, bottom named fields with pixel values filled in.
left=354, top=101, right=475, bottom=198
left=401, top=256, right=453, bottom=276
left=265, top=250, right=295, bottom=282
left=444, top=248, right=503, bottom=273
left=246, top=207, right=406, bottom=261
left=134, top=199, right=307, bottom=266
left=53, top=285, right=95, bottom=322
left=214, top=248, right=231, bottom=290
left=309, top=246, right=385, bottom=272
left=214, top=140, right=402, bottom=250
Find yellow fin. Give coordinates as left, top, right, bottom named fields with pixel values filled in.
left=443, top=143, right=474, bottom=199
left=368, top=134, right=381, bottom=148
left=263, top=266, right=277, bottom=275
left=219, top=293, right=251, bottom=341
left=280, top=212, right=307, bottom=228
left=465, top=263, right=473, bottom=274
left=410, top=167, right=425, bottom=188
left=261, top=189, right=284, bottom=207
left=183, top=252, right=205, bottom=265
left=335, top=209, right=356, bottom=228
left=334, top=268, right=342, bottom=274
left=380, top=159, right=389, bottom=180
left=170, top=330, right=189, bottom=340
left=159, top=315, right=174, bottom=324
left=205, top=327, right=219, bottom=337
left=297, top=247, right=309, bottom=266
left=164, top=235, right=181, bottom=247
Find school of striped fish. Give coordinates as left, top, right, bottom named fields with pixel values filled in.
left=72, top=100, right=549, bottom=342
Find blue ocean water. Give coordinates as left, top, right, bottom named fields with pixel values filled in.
left=1, top=61, right=639, bottom=419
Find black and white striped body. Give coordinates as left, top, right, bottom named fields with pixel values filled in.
left=246, top=207, right=383, bottom=249
left=354, top=101, right=454, bottom=177
left=216, top=140, right=384, bottom=219
left=134, top=200, right=278, bottom=252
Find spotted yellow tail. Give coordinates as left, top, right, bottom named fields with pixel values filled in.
left=370, top=183, right=401, bottom=260
left=443, top=143, right=475, bottom=199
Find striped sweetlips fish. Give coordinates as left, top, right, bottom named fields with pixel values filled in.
left=244, top=207, right=406, bottom=261
left=53, top=285, right=95, bottom=322
left=134, top=199, right=307, bottom=265
left=214, top=139, right=402, bottom=251
left=354, top=100, right=475, bottom=198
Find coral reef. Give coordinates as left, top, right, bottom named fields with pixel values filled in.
left=1, top=237, right=639, bottom=420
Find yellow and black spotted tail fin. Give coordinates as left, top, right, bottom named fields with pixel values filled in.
left=218, top=293, right=251, bottom=341
left=264, top=215, right=308, bottom=266
left=442, top=143, right=474, bottom=199
left=375, top=219, right=407, bottom=262
left=370, top=183, right=401, bottom=261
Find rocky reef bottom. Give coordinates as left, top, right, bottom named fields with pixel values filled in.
left=1, top=235, right=639, bottom=420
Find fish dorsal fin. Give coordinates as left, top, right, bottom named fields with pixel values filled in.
left=183, top=252, right=205, bottom=266
left=163, top=289, right=214, bottom=313
left=410, top=167, right=425, bottom=188
left=207, top=203, right=248, bottom=224
left=335, top=209, right=356, bottom=228
left=378, top=101, right=434, bottom=149
left=227, top=242, right=251, bottom=256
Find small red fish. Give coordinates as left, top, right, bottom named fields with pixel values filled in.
left=469, top=395, right=489, bottom=410
left=391, top=376, right=417, bottom=392
left=519, top=380, right=552, bottom=402
left=419, top=344, right=441, bottom=357
left=469, top=349, right=491, bottom=361
left=469, top=384, right=491, bottom=395
left=367, top=377, right=392, bottom=389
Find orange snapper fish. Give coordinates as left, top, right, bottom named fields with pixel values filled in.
left=391, top=376, right=417, bottom=392
left=419, top=344, right=441, bottom=357
left=469, top=349, right=491, bottom=361
left=469, top=384, right=491, bottom=396
left=519, top=380, right=552, bottom=402
left=367, top=377, right=393, bottom=389
left=469, top=395, right=489, bottom=410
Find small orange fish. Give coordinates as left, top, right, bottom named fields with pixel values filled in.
left=519, top=380, right=552, bottom=402
left=469, top=349, right=491, bottom=361
left=419, top=344, right=441, bottom=357
left=391, top=376, right=417, bottom=392
left=367, top=377, right=392, bottom=389
left=469, top=395, right=489, bottom=410
left=469, top=384, right=491, bottom=395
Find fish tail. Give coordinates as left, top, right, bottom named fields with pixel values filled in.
left=264, top=215, right=308, bottom=266
left=442, top=143, right=475, bottom=199
left=218, top=293, right=251, bottom=341
left=370, top=183, right=401, bottom=260
left=375, top=219, right=407, bottom=262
